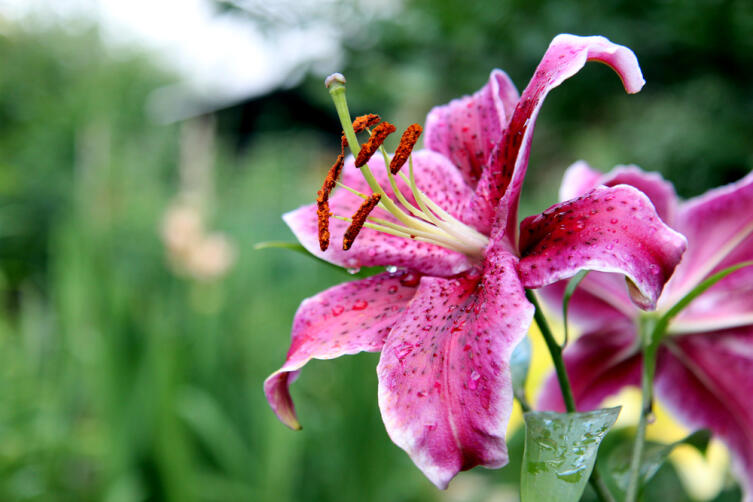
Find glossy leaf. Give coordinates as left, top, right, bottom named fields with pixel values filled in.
left=521, top=407, right=620, bottom=502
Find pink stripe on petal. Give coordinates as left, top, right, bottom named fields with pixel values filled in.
left=538, top=323, right=640, bottom=412
left=518, top=185, right=686, bottom=310
left=264, top=272, right=420, bottom=430
left=474, top=35, right=645, bottom=245
left=284, top=152, right=476, bottom=276
left=377, top=249, right=533, bottom=488
left=425, top=69, right=519, bottom=189
left=657, top=330, right=753, bottom=501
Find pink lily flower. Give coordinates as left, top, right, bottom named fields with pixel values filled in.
left=539, top=162, right=753, bottom=500
left=265, top=35, right=687, bottom=488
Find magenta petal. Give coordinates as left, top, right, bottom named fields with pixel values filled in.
left=657, top=330, right=753, bottom=501
left=560, top=162, right=679, bottom=223
left=663, top=171, right=753, bottom=306
left=425, top=69, right=519, bottom=188
left=284, top=151, right=476, bottom=276
left=475, top=35, right=645, bottom=242
left=376, top=250, right=533, bottom=488
left=264, top=272, right=420, bottom=430
left=538, top=323, right=640, bottom=412
left=518, top=185, right=687, bottom=310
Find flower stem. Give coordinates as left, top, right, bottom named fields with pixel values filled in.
left=525, top=290, right=617, bottom=502
left=625, top=316, right=660, bottom=502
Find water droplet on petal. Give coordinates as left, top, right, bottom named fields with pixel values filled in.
left=387, top=285, right=398, bottom=294
left=400, top=272, right=420, bottom=287
left=331, top=305, right=345, bottom=316
left=385, top=265, right=398, bottom=273
left=468, top=370, right=481, bottom=390
left=352, top=299, right=368, bottom=310
left=346, top=267, right=361, bottom=275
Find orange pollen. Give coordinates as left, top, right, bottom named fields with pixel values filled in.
left=352, top=113, right=381, bottom=133
left=316, top=196, right=331, bottom=251
left=355, top=121, right=396, bottom=168
left=343, top=193, right=381, bottom=250
left=390, top=124, right=422, bottom=174
left=320, top=153, right=345, bottom=200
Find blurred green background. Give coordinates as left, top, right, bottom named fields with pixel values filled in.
left=0, top=0, right=751, bottom=501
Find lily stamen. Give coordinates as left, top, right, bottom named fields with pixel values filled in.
left=324, top=73, right=490, bottom=259
left=355, top=121, right=397, bottom=168
left=343, top=193, right=382, bottom=250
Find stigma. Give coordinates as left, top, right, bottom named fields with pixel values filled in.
left=318, top=73, right=490, bottom=260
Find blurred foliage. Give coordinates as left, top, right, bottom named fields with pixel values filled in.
left=0, top=0, right=751, bottom=500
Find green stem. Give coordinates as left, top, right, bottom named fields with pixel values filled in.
left=526, top=290, right=576, bottom=412
left=525, top=290, right=616, bottom=502
left=625, top=316, right=660, bottom=502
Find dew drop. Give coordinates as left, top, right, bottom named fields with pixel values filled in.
left=385, top=265, right=398, bottom=273
left=352, top=299, right=369, bottom=310
left=346, top=267, right=361, bottom=275
left=468, top=370, right=481, bottom=390
left=387, top=285, right=398, bottom=294
left=331, top=305, right=345, bottom=316
left=400, top=272, right=420, bottom=287
left=647, top=412, right=657, bottom=424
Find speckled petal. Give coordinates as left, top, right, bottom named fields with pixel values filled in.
left=473, top=34, right=645, bottom=244
left=284, top=151, right=477, bottom=276
left=518, top=185, right=686, bottom=310
left=424, top=69, right=519, bottom=188
left=657, top=330, right=753, bottom=501
left=560, top=161, right=678, bottom=222
left=376, top=248, right=533, bottom=488
left=264, top=272, right=420, bottom=430
left=662, top=171, right=753, bottom=309
left=538, top=323, right=640, bottom=412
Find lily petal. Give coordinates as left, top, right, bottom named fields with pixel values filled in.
left=425, top=69, right=519, bottom=188
left=284, top=151, right=476, bottom=276
left=663, top=171, right=753, bottom=307
left=518, top=185, right=687, bottom=310
left=264, top=272, right=420, bottom=430
left=474, top=35, right=645, bottom=244
left=560, top=161, right=679, bottom=222
left=538, top=323, right=640, bottom=412
left=377, top=248, right=533, bottom=488
left=658, top=330, right=753, bottom=501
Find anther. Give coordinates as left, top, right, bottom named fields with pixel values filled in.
left=390, top=124, right=422, bottom=174
left=355, top=122, right=396, bottom=168
left=343, top=193, right=382, bottom=250
left=316, top=197, right=331, bottom=251
left=353, top=114, right=381, bottom=134
left=321, top=153, right=345, bottom=200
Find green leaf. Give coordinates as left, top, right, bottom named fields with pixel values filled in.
left=607, top=429, right=711, bottom=496
left=562, top=270, right=588, bottom=347
left=510, top=337, right=532, bottom=410
left=521, top=407, right=620, bottom=502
